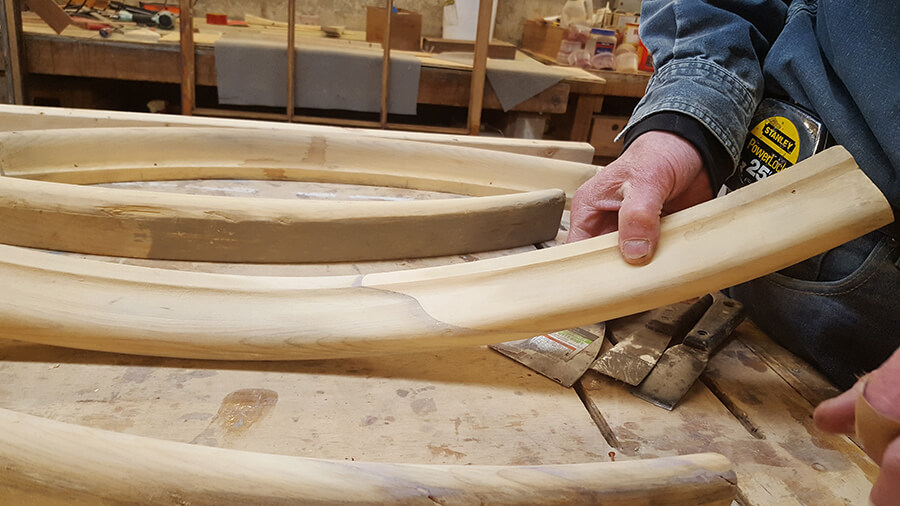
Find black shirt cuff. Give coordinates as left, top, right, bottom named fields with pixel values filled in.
left=622, top=112, right=735, bottom=195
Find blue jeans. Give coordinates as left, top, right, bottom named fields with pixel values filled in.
left=729, top=230, right=900, bottom=389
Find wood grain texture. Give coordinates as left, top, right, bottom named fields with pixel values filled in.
left=0, top=339, right=611, bottom=465
left=379, top=0, right=392, bottom=128
left=733, top=320, right=842, bottom=408
left=0, top=175, right=565, bottom=262
left=579, top=327, right=876, bottom=505
left=78, top=179, right=545, bottom=277
left=0, top=126, right=584, bottom=261
left=0, top=406, right=735, bottom=504
left=0, top=127, right=596, bottom=200
left=584, top=69, right=651, bottom=98
left=0, top=104, right=598, bottom=163
left=178, top=0, right=195, bottom=115
left=466, top=0, right=492, bottom=135
left=418, top=66, right=569, bottom=114
left=0, top=147, right=890, bottom=360
left=703, top=339, right=878, bottom=502
left=286, top=0, right=296, bottom=122
left=23, top=0, right=70, bottom=34
left=569, top=94, right=599, bottom=143
left=423, top=37, right=518, bottom=60
left=0, top=0, right=25, bottom=104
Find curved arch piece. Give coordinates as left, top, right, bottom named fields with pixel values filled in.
left=0, top=127, right=597, bottom=198
left=0, top=175, right=565, bottom=262
left=0, top=407, right=736, bottom=504
left=0, top=127, right=596, bottom=262
left=0, top=148, right=890, bottom=360
left=0, top=104, right=597, bottom=162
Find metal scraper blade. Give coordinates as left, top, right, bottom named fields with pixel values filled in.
left=591, top=295, right=714, bottom=386
left=630, top=344, right=705, bottom=410
left=490, top=326, right=605, bottom=388
left=631, top=294, right=745, bottom=410
left=590, top=315, right=671, bottom=386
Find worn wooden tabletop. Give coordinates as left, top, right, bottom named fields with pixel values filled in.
left=0, top=180, right=876, bottom=504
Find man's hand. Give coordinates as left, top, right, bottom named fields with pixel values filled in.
left=567, top=131, right=712, bottom=264
left=814, top=348, right=900, bottom=505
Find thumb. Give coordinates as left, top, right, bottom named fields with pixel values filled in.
left=814, top=348, right=900, bottom=435
left=814, top=380, right=865, bottom=434
left=617, top=180, right=667, bottom=265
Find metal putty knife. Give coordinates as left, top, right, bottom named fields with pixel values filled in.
left=632, top=295, right=746, bottom=410
left=591, top=295, right=714, bottom=386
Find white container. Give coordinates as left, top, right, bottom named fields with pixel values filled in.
left=623, top=22, right=641, bottom=45
left=443, top=0, right=499, bottom=41
left=561, top=0, right=590, bottom=27
left=615, top=51, right=638, bottom=72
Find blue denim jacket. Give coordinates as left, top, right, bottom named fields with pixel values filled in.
left=623, top=0, right=900, bottom=209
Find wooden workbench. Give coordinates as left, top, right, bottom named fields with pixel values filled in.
left=0, top=12, right=649, bottom=156
left=517, top=47, right=652, bottom=155
left=5, top=13, right=618, bottom=143
left=0, top=178, right=877, bottom=504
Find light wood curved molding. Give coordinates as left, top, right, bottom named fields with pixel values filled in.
left=0, top=127, right=598, bottom=201
left=0, top=174, right=565, bottom=262
left=0, top=147, right=890, bottom=360
left=0, top=407, right=737, bottom=505
left=0, top=126, right=589, bottom=262
left=0, top=104, right=598, bottom=163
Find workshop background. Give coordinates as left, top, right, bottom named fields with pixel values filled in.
left=0, top=1, right=885, bottom=504
left=0, top=0, right=651, bottom=164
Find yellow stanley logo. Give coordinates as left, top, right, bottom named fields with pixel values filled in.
left=750, top=116, right=800, bottom=164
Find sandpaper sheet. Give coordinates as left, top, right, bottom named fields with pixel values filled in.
left=431, top=53, right=570, bottom=111
left=215, top=35, right=421, bottom=115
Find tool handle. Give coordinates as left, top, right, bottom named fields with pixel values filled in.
left=682, top=295, right=745, bottom=355
left=646, top=294, right=713, bottom=338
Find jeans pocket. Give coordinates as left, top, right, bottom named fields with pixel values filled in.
left=764, top=235, right=897, bottom=296
left=786, top=0, right=817, bottom=22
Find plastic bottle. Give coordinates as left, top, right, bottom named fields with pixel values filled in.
left=561, top=0, right=590, bottom=27
left=590, top=28, right=616, bottom=53
left=588, top=28, right=617, bottom=70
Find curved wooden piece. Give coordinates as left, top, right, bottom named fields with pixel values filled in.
left=0, top=407, right=737, bottom=505
left=0, top=104, right=597, bottom=163
left=0, top=175, right=565, bottom=262
left=0, top=147, right=890, bottom=360
left=0, top=126, right=587, bottom=261
left=0, top=127, right=597, bottom=200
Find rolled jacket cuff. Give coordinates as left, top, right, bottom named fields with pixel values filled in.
left=618, top=57, right=760, bottom=165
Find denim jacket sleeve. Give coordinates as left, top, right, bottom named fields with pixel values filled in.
left=621, top=0, right=790, bottom=169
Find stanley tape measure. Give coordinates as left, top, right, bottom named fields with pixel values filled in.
left=726, top=98, right=831, bottom=191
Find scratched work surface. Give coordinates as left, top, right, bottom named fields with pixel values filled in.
left=0, top=180, right=877, bottom=504
left=0, top=180, right=610, bottom=467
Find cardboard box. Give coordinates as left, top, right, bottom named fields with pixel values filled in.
left=366, top=7, right=422, bottom=51
left=521, top=19, right=567, bottom=60
left=637, top=40, right=654, bottom=72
